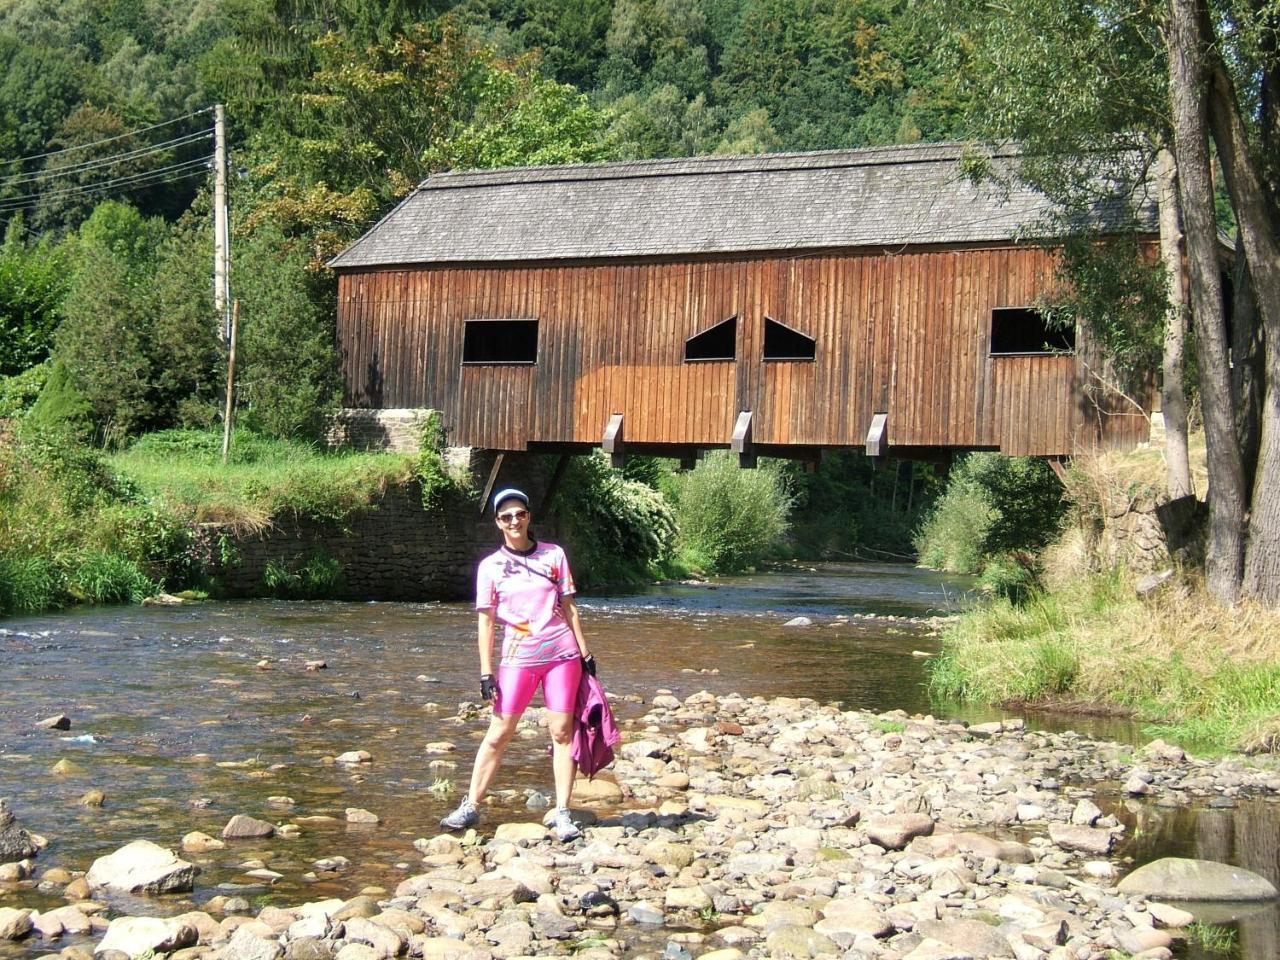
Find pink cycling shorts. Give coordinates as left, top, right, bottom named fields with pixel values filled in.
left=494, top=657, right=582, bottom=716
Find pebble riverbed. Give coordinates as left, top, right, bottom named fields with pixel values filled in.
left=4, top=688, right=1280, bottom=960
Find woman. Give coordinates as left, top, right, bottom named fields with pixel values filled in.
left=440, top=487, right=595, bottom=841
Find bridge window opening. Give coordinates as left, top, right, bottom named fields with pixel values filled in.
left=763, top=316, right=817, bottom=361
left=684, top=315, right=737, bottom=361
left=462, top=318, right=539, bottom=364
left=989, top=307, right=1075, bottom=355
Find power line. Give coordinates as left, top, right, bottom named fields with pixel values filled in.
left=0, top=129, right=214, bottom=188
left=0, top=157, right=212, bottom=214
left=0, top=107, right=214, bottom=168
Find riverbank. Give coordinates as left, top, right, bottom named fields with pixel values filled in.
left=3, top=691, right=1279, bottom=960
left=927, top=569, right=1280, bottom=756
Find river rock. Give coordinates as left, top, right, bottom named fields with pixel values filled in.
left=286, top=938, right=333, bottom=960
left=665, top=886, right=712, bottom=911
left=95, top=917, right=197, bottom=958
left=764, top=924, right=837, bottom=958
left=1115, top=925, right=1173, bottom=955
left=814, top=897, right=893, bottom=941
left=1117, top=858, right=1279, bottom=900
left=1147, top=901, right=1195, bottom=927
left=1047, top=823, right=1114, bottom=855
left=0, top=799, right=38, bottom=861
left=182, top=831, right=225, bottom=853
left=493, top=822, right=546, bottom=844
left=628, top=902, right=664, bottom=924
left=345, top=808, right=380, bottom=824
left=0, top=860, right=28, bottom=880
left=864, top=813, right=935, bottom=850
left=79, top=790, right=106, bottom=808
left=916, top=919, right=1012, bottom=958
left=86, top=840, right=197, bottom=894
left=342, top=916, right=404, bottom=958
left=224, top=924, right=284, bottom=960
left=38, top=906, right=92, bottom=937
left=335, top=751, right=372, bottom=765
left=782, top=617, right=812, bottom=628
left=0, top=908, right=33, bottom=941
left=223, top=815, right=276, bottom=839
left=37, top=714, right=71, bottom=731
left=1070, top=799, right=1102, bottom=826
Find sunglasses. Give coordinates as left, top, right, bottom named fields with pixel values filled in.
left=497, top=509, right=528, bottom=523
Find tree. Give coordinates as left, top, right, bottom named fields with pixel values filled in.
left=938, top=0, right=1196, bottom=532
left=948, top=0, right=1280, bottom=604
left=233, top=225, right=340, bottom=441
left=0, top=217, right=68, bottom=376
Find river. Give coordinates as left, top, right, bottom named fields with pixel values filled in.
left=1, top=562, right=1276, bottom=959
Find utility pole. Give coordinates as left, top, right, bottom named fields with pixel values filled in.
left=222, top=299, right=240, bottom=465
left=213, top=104, right=231, bottom=340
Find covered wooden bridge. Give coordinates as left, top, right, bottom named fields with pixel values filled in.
left=328, top=143, right=1156, bottom=465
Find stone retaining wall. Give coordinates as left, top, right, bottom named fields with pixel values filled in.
left=326, top=408, right=433, bottom=453
left=196, top=451, right=562, bottom=601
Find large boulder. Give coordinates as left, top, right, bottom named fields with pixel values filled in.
left=0, top=799, right=38, bottom=862
left=1118, top=858, right=1278, bottom=901
left=86, top=840, right=198, bottom=894
left=95, top=917, right=197, bottom=958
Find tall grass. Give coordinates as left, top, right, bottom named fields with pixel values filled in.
left=109, top=429, right=417, bottom=530
left=0, top=427, right=165, bottom=615
left=929, top=570, right=1280, bottom=753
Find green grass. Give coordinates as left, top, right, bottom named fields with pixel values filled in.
left=1187, top=921, right=1237, bottom=954
left=109, top=429, right=416, bottom=529
left=928, top=572, right=1280, bottom=754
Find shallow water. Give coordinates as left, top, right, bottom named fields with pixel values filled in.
left=0, top=562, right=1276, bottom=959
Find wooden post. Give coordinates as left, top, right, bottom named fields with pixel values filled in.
left=221, top=299, right=240, bottom=465
left=213, top=104, right=230, bottom=340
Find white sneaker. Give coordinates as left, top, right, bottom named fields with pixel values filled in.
left=440, top=797, right=479, bottom=831
left=549, top=806, right=581, bottom=842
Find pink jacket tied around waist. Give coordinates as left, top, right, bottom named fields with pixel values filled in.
left=572, top=672, right=621, bottom=778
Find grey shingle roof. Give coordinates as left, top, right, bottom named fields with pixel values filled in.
left=327, top=143, right=1157, bottom=269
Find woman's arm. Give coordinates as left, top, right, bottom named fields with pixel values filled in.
left=477, top=610, right=496, bottom=674
left=560, top=595, right=590, bottom=657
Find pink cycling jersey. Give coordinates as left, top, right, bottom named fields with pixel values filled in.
left=475, top=541, right=579, bottom=666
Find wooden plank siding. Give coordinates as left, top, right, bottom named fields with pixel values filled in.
left=335, top=242, right=1152, bottom=457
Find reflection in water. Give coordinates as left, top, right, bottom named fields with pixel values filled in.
left=1100, top=791, right=1280, bottom=960
left=1, top=563, right=1276, bottom=960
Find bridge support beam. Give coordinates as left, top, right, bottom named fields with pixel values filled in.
left=478, top=452, right=506, bottom=515
left=603, top=413, right=626, bottom=468
left=732, top=411, right=756, bottom=468
left=865, top=412, right=888, bottom=458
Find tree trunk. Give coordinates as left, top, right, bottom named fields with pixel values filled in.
left=1166, top=0, right=1248, bottom=602
left=1203, top=46, right=1280, bottom=605
left=1154, top=148, right=1194, bottom=500
left=1232, top=251, right=1264, bottom=491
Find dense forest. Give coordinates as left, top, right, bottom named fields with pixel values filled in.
left=0, top=0, right=972, bottom=440
left=2, top=0, right=1280, bottom=607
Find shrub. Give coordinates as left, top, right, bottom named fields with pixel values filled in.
left=262, top=552, right=343, bottom=599
left=64, top=550, right=157, bottom=604
left=0, top=360, right=51, bottom=419
left=25, top=360, right=93, bottom=440
left=558, top=452, right=678, bottom=586
left=667, top=451, right=793, bottom=572
left=914, top=453, right=1065, bottom=574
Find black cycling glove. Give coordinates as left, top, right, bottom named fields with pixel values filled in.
left=480, top=674, right=497, bottom=702
left=581, top=654, right=597, bottom=677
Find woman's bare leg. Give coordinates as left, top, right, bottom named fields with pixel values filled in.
left=546, top=710, right=576, bottom=809
left=468, top=711, right=521, bottom=803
